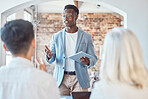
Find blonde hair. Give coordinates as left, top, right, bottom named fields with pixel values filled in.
left=100, top=27, right=148, bottom=88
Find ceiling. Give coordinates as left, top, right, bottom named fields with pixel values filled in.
left=37, top=0, right=114, bottom=13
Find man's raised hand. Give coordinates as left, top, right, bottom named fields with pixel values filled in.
left=45, top=45, right=54, bottom=60
left=36, top=59, right=47, bottom=72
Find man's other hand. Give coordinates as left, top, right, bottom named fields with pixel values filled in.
left=79, top=56, right=90, bottom=66
left=36, top=59, right=47, bottom=72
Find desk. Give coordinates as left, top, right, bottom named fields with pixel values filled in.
left=61, top=92, right=91, bottom=99
left=60, top=96, right=73, bottom=99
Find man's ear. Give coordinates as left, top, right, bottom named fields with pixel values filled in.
left=3, top=44, right=9, bottom=51
left=31, top=38, right=35, bottom=48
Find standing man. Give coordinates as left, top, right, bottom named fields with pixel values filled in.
left=45, top=4, right=97, bottom=96
left=0, top=19, right=60, bottom=99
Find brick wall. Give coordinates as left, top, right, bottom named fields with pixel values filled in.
left=36, top=13, right=123, bottom=74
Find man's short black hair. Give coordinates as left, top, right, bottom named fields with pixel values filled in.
left=64, top=4, right=79, bottom=15
left=1, top=19, right=34, bottom=55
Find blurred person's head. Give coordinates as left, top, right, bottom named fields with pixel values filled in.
left=62, top=4, right=79, bottom=27
left=1, top=19, right=35, bottom=60
left=100, top=27, right=148, bottom=88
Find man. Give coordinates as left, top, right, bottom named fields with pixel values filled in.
left=45, top=5, right=97, bottom=96
left=0, top=19, right=60, bottom=99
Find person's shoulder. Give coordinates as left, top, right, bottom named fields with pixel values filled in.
left=78, top=28, right=92, bottom=37
left=93, top=80, right=105, bottom=87
left=0, top=65, right=6, bottom=69
left=31, top=68, right=53, bottom=78
left=93, top=80, right=111, bottom=89
left=32, top=70, right=57, bottom=89
left=94, top=80, right=133, bottom=91
left=0, top=65, right=7, bottom=73
left=28, top=68, right=56, bottom=83
left=51, top=28, right=65, bottom=40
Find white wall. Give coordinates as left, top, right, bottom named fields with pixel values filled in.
left=0, top=0, right=148, bottom=68
left=100, top=0, right=148, bottom=69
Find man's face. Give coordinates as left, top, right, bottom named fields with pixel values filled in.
left=62, top=9, right=78, bottom=27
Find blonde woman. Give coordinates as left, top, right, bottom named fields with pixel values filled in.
left=90, top=27, right=148, bottom=99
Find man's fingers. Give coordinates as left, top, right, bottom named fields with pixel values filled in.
left=80, top=57, right=85, bottom=62
left=45, top=45, right=50, bottom=51
left=41, top=59, right=45, bottom=65
left=47, top=53, right=54, bottom=58
left=45, top=50, right=51, bottom=55
left=79, top=56, right=90, bottom=65
left=83, top=57, right=89, bottom=61
left=50, top=53, right=54, bottom=56
left=45, top=49, right=51, bottom=53
left=84, top=56, right=88, bottom=59
left=45, top=47, right=52, bottom=56
left=36, top=59, right=40, bottom=65
left=40, top=59, right=47, bottom=72
left=45, top=48, right=47, bottom=53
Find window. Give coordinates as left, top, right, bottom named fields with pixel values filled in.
left=7, top=13, right=16, bottom=21
left=24, top=10, right=31, bottom=22
left=6, top=13, right=16, bottom=65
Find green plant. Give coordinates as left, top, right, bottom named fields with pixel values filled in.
left=91, top=67, right=96, bottom=71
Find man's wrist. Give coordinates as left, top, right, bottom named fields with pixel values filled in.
left=87, top=62, right=90, bottom=66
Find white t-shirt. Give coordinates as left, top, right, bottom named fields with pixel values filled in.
left=65, top=31, right=78, bottom=71
left=0, top=57, right=60, bottom=99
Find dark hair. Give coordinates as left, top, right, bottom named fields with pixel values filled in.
left=1, top=19, right=34, bottom=55
left=64, top=4, right=79, bottom=15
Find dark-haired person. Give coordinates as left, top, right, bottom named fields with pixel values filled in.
left=0, top=19, right=60, bottom=99
left=44, top=5, right=97, bottom=96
